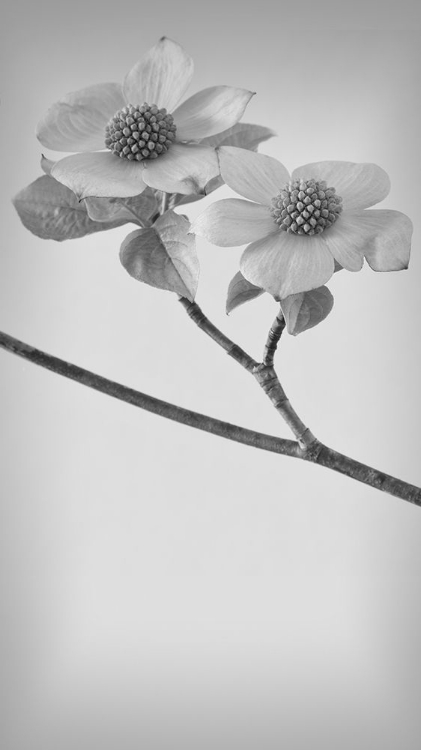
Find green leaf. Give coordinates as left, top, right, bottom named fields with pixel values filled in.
left=84, top=189, right=158, bottom=226
left=176, top=123, right=276, bottom=206
left=226, top=271, right=265, bottom=314
left=280, top=286, right=334, bottom=336
left=120, top=210, right=199, bottom=301
left=12, top=175, right=128, bottom=241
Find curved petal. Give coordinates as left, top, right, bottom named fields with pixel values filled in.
left=240, top=232, right=335, bottom=299
left=51, top=152, right=147, bottom=200
left=320, top=214, right=365, bottom=271
left=344, top=209, right=413, bottom=271
left=142, top=143, right=219, bottom=195
left=218, top=147, right=290, bottom=206
left=40, top=154, right=55, bottom=175
left=192, top=199, right=276, bottom=246
left=123, top=37, right=194, bottom=111
left=291, top=161, right=391, bottom=211
left=36, top=83, right=125, bottom=152
left=174, top=86, right=254, bottom=140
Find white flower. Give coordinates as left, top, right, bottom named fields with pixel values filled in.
left=192, top=147, right=413, bottom=298
left=36, top=39, right=254, bottom=200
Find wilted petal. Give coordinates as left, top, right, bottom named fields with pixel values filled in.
left=218, top=147, right=290, bottom=205
left=200, top=122, right=276, bottom=150
left=142, top=143, right=219, bottom=195
left=36, top=83, right=125, bottom=152
left=40, top=154, right=55, bottom=175
left=240, top=232, right=335, bottom=299
left=174, top=86, right=254, bottom=140
left=123, top=37, right=194, bottom=111
left=291, top=161, right=391, bottom=210
left=346, top=209, right=413, bottom=271
left=51, top=152, right=147, bottom=199
left=192, top=199, right=275, bottom=246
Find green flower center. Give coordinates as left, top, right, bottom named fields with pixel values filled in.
left=105, top=103, right=177, bottom=161
left=270, top=178, right=343, bottom=235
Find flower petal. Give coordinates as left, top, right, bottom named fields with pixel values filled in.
left=218, top=147, right=290, bottom=206
left=346, top=209, right=412, bottom=271
left=291, top=161, right=391, bottom=210
left=123, top=37, right=194, bottom=111
left=192, top=199, right=276, bottom=246
left=174, top=86, right=254, bottom=140
left=51, top=152, right=147, bottom=199
left=142, top=143, right=219, bottom=195
left=200, top=122, right=276, bottom=150
left=240, top=232, right=335, bottom=299
left=36, top=83, right=125, bottom=152
left=320, top=214, right=365, bottom=271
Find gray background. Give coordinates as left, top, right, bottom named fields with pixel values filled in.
left=1, top=1, right=421, bottom=748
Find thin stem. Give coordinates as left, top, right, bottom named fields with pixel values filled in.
left=1, top=330, right=420, bottom=506
left=179, top=298, right=315, bottom=448
left=160, top=191, right=170, bottom=214
left=263, top=307, right=286, bottom=366
left=179, top=297, right=258, bottom=371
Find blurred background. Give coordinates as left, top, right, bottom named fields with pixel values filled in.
left=1, top=2, right=421, bottom=748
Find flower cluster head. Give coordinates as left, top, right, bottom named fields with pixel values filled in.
left=192, top=148, right=413, bottom=299
left=36, top=38, right=254, bottom=200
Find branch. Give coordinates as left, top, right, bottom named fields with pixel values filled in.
left=0, top=329, right=297, bottom=456
left=1, top=330, right=420, bottom=506
left=179, top=298, right=316, bottom=448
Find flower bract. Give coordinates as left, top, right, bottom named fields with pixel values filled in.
left=36, top=39, right=254, bottom=200
left=192, top=147, right=413, bottom=299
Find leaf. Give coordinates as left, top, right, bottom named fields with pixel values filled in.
left=176, top=123, right=276, bottom=206
left=120, top=210, right=199, bottom=301
left=84, top=188, right=158, bottom=226
left=12, top=175, right=129, bottom=241
left=280, top=286, right=334, bottom=336
left=226, top=271, right=265, bottom=314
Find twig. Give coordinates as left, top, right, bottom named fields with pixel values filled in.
left=179, top=298, right=316, bottom=448
left=263, top=307, right=286, bottom=366
left=1, top=330, right=421, bottom=506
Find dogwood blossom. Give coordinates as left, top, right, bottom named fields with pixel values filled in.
left=36, top=39, right=253, bottom=200
left=192, top=147, right=413, bottom=299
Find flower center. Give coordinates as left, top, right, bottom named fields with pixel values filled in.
left=105, top=103, right=177, bottom=161
left=270, top=178, right=343, bottom=235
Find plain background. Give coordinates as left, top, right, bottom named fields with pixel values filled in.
left=1, top=2, right=421, bottom=748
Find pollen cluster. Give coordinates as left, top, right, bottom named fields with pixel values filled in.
left=270, top=178, right=343, bottom=235
left=105, top=103, right=177, bottom=161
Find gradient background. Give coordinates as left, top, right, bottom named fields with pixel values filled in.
left=2, top=2, right=421, bottom=748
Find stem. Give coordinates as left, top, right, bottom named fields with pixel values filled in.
left=160, top=191, right=170, bottom=214
left=179, top=297, right=258, bottom=371
left=263, top=307, right=286, bottom=366
left=1, top=330, right=420, bottom=506
left=179, top=298, right=315, bottom=448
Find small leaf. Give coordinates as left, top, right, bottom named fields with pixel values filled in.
left=120, top=210, right=199, bottom=301
left=84, top=188, right=158, bottom=226
left=280, top=286, right=334, bottom=335
left=12, top=175, right=128, bottom=241
left=176, top=123, right=276, bottom=206
left=226, top=271, right=265, bottom=314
